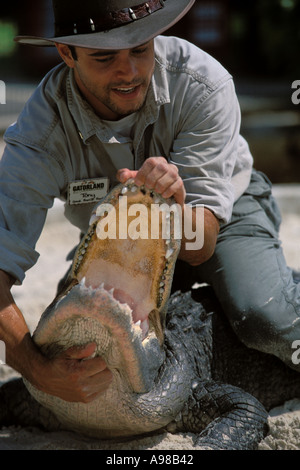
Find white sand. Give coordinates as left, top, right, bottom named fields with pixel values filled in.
left=0, top=141, right=299, bottom=449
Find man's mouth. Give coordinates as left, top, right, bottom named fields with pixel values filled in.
left=112, top=84, right=142, bottom=98
left=114, top=86, right=137, bottom=94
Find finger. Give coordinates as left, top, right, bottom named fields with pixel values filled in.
left=63, top=345, right=109, bottom=374
left=88, top=367, right=113, bottom=388
left=143, top=165, right=185, bottom=206
left=64, top=342, right=97, bottom=360
left=134, top=157, right=170, bottom=187
left=161, top=178, right=186, bottom=206
left=117, top=168, right=138, bottom=183
left=68, top=355, right=109, bottom=379
left=79, top=369, right=113, bottom=403
left=151, top=170, right=180, bottom=194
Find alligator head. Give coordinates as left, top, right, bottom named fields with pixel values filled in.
left=24, top=179, right=182, bottom=437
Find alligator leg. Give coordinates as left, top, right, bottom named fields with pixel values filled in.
left=0, top=378, right=62, bottom=431
left=171, top=380, right=269, bottom=450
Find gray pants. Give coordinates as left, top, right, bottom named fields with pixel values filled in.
left=172, top=170, right=300, bottom=371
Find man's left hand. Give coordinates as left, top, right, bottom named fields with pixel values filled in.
left=117, top=157, right=186, bottom=207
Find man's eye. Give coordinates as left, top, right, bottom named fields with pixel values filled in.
left=133, top=47, right=147, bottom=54
left=95, top=56, right=114, bottom=63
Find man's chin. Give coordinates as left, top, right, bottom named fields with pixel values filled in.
left=112, top=102, right=146, bottom=120
left=109, top=88, right=148, bottom=119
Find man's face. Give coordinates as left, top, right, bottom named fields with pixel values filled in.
left=59, top=41, right=155, bottom=121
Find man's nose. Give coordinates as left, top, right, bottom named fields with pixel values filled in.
left=115, top=55, right=138, bottom=81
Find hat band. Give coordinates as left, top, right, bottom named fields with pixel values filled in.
left=55, top=0, right=166, bottom=37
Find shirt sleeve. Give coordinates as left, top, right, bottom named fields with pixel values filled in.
left=170, top=78, right=242, bottom=224
left=0, top=137, right=64, bottom=284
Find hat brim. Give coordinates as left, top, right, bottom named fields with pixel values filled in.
left=14, top=0, right=194, bottom=50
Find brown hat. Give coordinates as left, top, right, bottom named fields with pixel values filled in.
left=14, top=0, right=195, bottom=50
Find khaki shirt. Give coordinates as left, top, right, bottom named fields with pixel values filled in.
left=0, top=36, right=253, bottom=283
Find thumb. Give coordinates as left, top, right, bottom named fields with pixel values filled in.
left=117, top=168, right=138, bottom=183
left=64, top=342, right=97, bottom=360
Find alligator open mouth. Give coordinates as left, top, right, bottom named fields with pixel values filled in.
left=70, top=179, right=181, bottom=336
left=31, top=179, right=181, bottom=394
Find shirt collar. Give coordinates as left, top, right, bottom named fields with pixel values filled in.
left=66, top=69, right=108, bottom=143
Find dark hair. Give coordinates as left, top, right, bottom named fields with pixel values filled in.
left=68, top=45, right=78, bottom=60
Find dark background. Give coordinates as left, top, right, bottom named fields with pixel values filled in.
left=1, top=0, right=300, bottom=183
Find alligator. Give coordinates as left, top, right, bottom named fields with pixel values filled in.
left=1, top=179, right=300, bottom=450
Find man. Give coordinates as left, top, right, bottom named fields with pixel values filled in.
left=0, top=0, right=299, bottom=404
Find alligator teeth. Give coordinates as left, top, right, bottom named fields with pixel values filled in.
left=165, top=248, right=174, bottom=259
left=80, top=277, right=86, bottom=287
left=133, top=319, right=149, bottom=340
left=89, top=213, right=99, bottom=225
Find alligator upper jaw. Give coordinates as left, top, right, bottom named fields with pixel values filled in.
left=34, top=279, right=165, bottom=393
left=70, top=178, right=182, bottom=329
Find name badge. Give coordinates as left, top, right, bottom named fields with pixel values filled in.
left=68, top=178, right=109, bottom=205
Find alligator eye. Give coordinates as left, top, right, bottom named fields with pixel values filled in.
left=140, top=187, right=146, bottom=195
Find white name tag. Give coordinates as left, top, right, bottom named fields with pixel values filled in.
left=68, top=178, right=109, bottom=205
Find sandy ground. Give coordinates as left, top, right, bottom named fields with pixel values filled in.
left=0, top=134, right=300, bottom=449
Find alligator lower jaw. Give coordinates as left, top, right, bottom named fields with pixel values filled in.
left=33, top=280, right=165, bottom=393
left=80, top=277, right=151, bottom=340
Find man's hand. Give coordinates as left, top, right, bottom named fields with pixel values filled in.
left=0, top=270, right=112, bottom=403
left=34, top=343, right=113, bottom=403
left=116, top=158, right=219, bottom=267
left=117, top=157, right=186, bottom=207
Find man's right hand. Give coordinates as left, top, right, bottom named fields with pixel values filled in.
left=0, top=270, right=112, bottom=403
left=32, top=342, right=113, bottom=403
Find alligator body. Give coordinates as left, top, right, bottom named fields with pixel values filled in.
left=1, top=180, right=300, bottom=450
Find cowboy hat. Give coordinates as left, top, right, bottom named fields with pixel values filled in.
left=14, top=0, right=195, bottom=50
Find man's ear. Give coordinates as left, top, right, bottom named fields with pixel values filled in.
left=55, top=43, right=76, bottom=68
